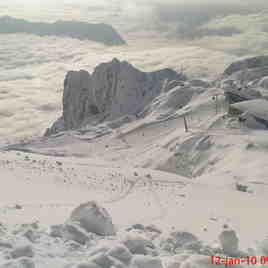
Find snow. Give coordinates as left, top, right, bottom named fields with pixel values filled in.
left=1, top=60, right=268, bottom=267
left=231, top=99, right=268, bottom=121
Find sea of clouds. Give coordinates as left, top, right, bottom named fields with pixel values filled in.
left=1, top=0, right=268, bottom=142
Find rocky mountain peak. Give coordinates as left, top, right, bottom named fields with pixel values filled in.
left=45, top=59, right=184, bottom=135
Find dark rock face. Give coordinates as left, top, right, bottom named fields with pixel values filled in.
left=46, top=59, right=184, bottom=135
left=0, top=16, right=126, bottom=45
left=223, top=55, right=268, bottom=76
left=221, top=56, right=267, bottom=105
left=63, top=70, right=93, bottom=130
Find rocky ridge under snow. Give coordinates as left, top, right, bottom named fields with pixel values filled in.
left=46, top=55, right=268, bottom=136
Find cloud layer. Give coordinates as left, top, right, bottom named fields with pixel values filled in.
left=1, top=0, right=268, bottom=143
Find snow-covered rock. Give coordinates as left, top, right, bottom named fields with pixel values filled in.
left=130, top=255, right=163, bottom=268
left=139, top=84, right=196, bottom=118
left=50, top=224, right=65, bottom=238
left=163, top=80, right=186, bottom=92
left=162, top=254, right=190, bottom=268
left=222, top=56, right=268, bottom=88
left=44, top=117, right=65, bottom=136
left=87, top=252, right=113, bottom=268
left=218, top=229, right=239, bottom=256
left=62, top=70, right=93, bottom=130
left=0, top=240, right=13, bottom=249
left=64, top=222, right=91, bottom=245
left=10, top=245, right=34, bottom=259
left=223, top=55, right=268, bottom=76
left=22, top=228, right=38, bottom=243
left=69, top=201, right=116, bottom=236
left=160, top=231, right=200, bottom=253
left=47, top=59, right=184, bottom=134
left=107, top=243, right=133, bottom=264
left=230, top=99, right=268, bottom=129
left=121, top=231, right=155, bottom=255
left=0, top=257, right=35, bottom=268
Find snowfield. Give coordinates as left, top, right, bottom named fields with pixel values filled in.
left=1, top=64, right=268, bottom=267
left=2, top=0, right=268, bottom=266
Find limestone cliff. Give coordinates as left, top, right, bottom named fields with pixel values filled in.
left=45, top=59, right=185, bottom=135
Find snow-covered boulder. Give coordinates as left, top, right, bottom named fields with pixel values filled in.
left=218, top=229, right=239, bottom=256
left=162, top=254, right=190, bottom=268
left=86, top=240, right=133, bottom=268
left=121, top=231, right=156, bottom=255
left=0, top=257, right=35, bottom=268
left=107, top=243, right=133, bottom=265
left=64, top=222, right=91, bottom=245
left=239, top=112, right=267, bottom=129
left=130, top=255, right=163, bottom=268
left=223, top=55, right=268, bottom=76
left=258, top=237, right=268, bottom=255
left=10, top=244, right=34, bottom=259
left=87, top=252, right=113, bottom=268
left=69, top=201, right=115, bottom=236
left=230, top=99, right=268, bottom=129
left=0, top=239, right=13, bottom=249
left=22, top=229, right=38, bottom=243
left=160, top=231, right=201, bottom=253
left=50, top=224, right=65, bottom=238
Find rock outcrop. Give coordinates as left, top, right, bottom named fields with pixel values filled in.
left=222, top=55, right=268, bottom=86
left=46, top=58, right=184, bottom=135
left=223, top=55, right=268, bottom=76
left=0, top=16, right=126, bottom=45
left=221, top=56, right=267, bottom=105
left=69, top=201, right=116, bottom=236
left=218, top=229, right=239, bottom=257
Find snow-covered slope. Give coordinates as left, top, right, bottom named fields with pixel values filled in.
left=1, top=58, right=268, bottom=267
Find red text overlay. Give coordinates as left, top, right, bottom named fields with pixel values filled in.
left=211, top=256, right=268, bottom=266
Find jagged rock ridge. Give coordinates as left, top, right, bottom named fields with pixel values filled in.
left=46, top=59, right=185, bottom=135
left=0, top=16, right=126, bottom=45
left=222, top=55, right=268, bottom=87
left=223, top=55, right=268, bottom=76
